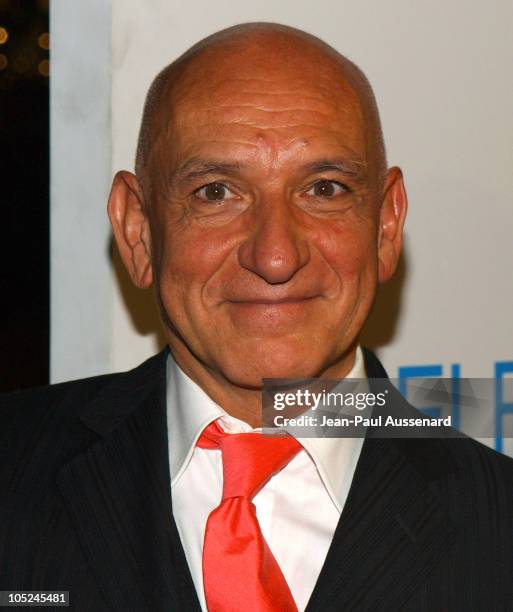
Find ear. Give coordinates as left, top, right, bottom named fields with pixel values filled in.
left=377, top=166, right=408, bottom=283
left=107, top=171, right=153, bottom=289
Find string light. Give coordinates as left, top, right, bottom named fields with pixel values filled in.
left=38, top=58, right=49, bottom=76
left=0, top=53, right=7, bottom=70
left=38, top=32, right=49, bottom=50
left=0, top=27, right=8, bottom=45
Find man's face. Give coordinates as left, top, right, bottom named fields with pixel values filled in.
left=146, top=47, right=384, bottom=387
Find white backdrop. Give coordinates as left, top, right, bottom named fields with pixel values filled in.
left=51, top=0, right=513, bottom=448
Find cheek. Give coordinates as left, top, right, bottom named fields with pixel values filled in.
left=155, top=224, right=235, bottom=304
left=313, top=217, right=379, bottom=281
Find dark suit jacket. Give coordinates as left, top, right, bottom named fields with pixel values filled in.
left=1, top=348, right=513, bottom=611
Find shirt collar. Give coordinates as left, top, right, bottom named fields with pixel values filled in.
left=166, top=347, right=366, bottom=512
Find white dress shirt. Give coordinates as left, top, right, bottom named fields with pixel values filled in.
left=167, top=348, right=366, bottom=611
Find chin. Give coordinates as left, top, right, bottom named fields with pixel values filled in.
left=220, top=347, right=325, bottom=388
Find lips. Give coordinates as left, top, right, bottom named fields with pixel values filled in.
left=227, top=296, right=320, bottom=306
left=222, top=295, right=323, bottom=333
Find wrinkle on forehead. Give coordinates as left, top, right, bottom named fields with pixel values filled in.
left=188, top=73, right=361, bottom=119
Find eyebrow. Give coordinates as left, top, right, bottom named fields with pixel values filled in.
left=305, top=159, right=367, bottom=182
left=173, top=156, right=367, bottom=183
left=174, top=158, right=242, bottom=182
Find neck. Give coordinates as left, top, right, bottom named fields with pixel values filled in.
left=167, top=339, right=359, bottom=429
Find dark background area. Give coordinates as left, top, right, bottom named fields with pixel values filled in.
left=1, top=0, right=49, bottom=392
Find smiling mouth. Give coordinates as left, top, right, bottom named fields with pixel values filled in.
left=228, top=296, right=320, bottom=305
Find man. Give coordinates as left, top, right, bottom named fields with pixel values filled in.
left=1, top=22, right=512, bottom=611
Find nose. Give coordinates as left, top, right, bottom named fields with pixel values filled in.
left=237, top=198, right=310, bottom=284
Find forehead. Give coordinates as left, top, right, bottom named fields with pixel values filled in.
left=161, top=43, right=366, bottom=168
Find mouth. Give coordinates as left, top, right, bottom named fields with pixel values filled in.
left=227, top=295, right=321, bottom=308
left=227, top=296, right=320, bottom=305
left=222, top=295, right=323, bottom=333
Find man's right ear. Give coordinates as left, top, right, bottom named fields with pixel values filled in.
left=107, top=171, right=153, bottom=289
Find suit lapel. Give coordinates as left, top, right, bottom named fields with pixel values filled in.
left=57, top=350, right=201, bottom=612
left=306, top=350, right=457, bottom=611
left=306, top=435, right=455, bottom=611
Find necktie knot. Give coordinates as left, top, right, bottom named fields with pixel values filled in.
left=197, top=420, right=301, bottom=500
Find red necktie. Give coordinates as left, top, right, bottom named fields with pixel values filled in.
left=197, top=420, right=301, bottom=612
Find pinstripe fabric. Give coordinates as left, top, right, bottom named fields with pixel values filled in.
left=1, top=348, right=513, bottom=611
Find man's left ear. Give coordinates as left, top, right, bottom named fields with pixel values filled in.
left=377, top=166, right=408, bottom=283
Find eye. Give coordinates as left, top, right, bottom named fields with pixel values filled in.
left=194, top=182, right=236, bottom=202
left=306, top=179, right=349, bottom=198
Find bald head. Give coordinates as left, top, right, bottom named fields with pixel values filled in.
left=135, top=22, right=387, bottom=203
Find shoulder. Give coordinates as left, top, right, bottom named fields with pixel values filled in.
left=363, top=347, right=513, bottom=485
left=393, top=431, right=513, bottom=527
left=446, top=435, right=513, bottom=485
left=0, top=351, right=166, bottom=511
left=0, top=372, right=119, bottom=440
left=0, top=373, right=121, bottom=488
left=0, top=350, right=168, bottom=490
left=0, top=349, right=168, bottom=431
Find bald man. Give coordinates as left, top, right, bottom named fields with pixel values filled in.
left=1, top=23, right=513, bottom=612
